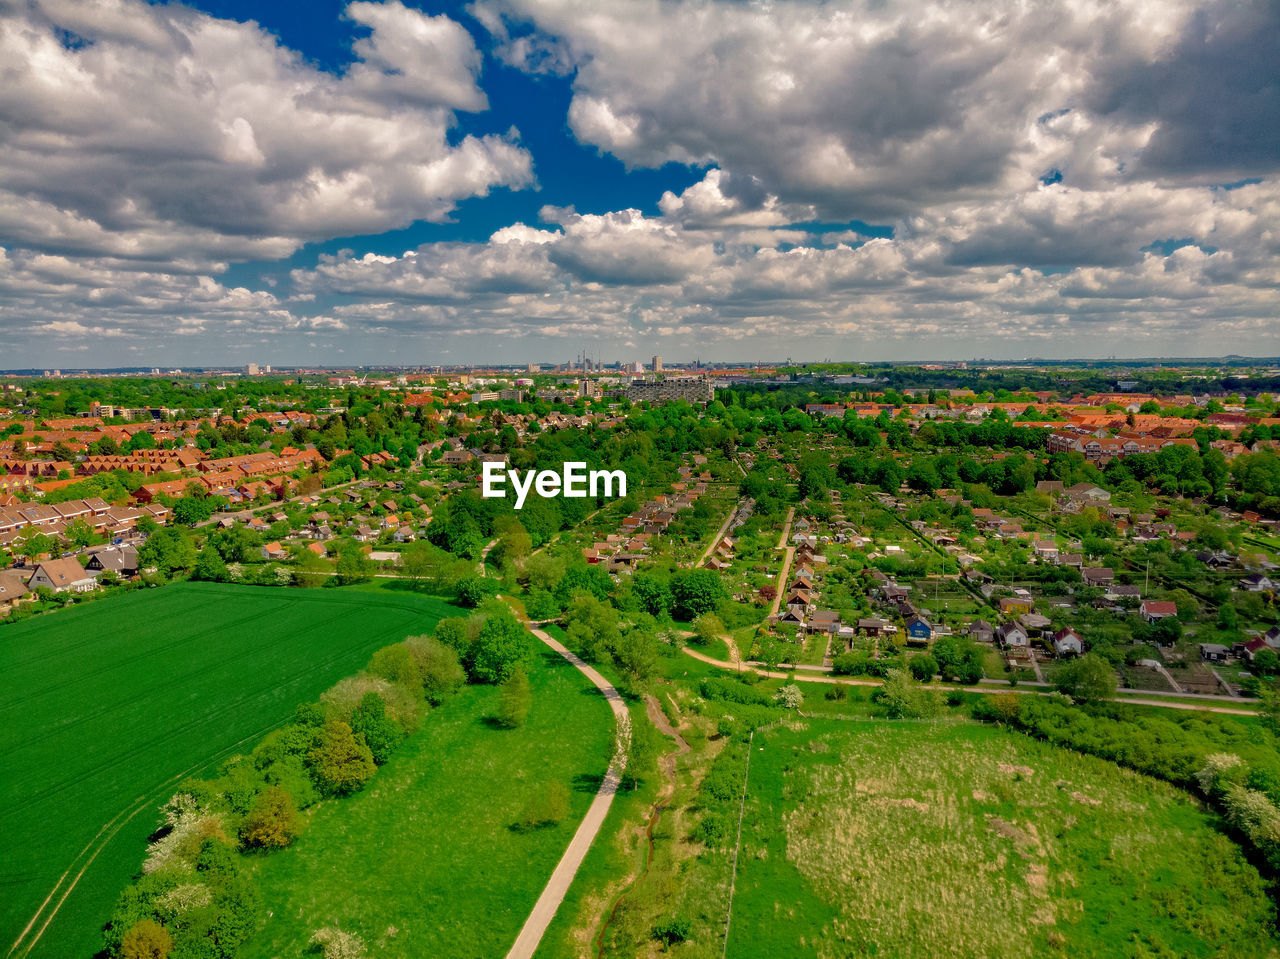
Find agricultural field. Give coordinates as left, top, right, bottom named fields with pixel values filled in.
left=0, top=582, right=459, bottom=959
left=238, top=647, right=613, bottom=957
left=727, top=719, right=1280, bottom=959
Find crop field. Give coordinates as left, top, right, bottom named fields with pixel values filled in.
left=239, top=647, right=614, bottom=957
left=0, top=582, right=459, bottom=959
left=726, top=719, right=1280, bottom=959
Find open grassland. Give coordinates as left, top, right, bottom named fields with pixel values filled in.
left=239, top=648, right=614, bottom=958
left=727, top=720, right=1279, bottom=959
left=0, top=582, right=458, bottom=959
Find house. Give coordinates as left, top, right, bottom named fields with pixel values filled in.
left=995, top=623, right=1029, bottom=650
left=1105, top=584, right=1142, bottom=601
left=905, top=616, right=933, bottom=644
left=27, top=557, right=98, bottom=593
left=1199, top=643, right=1230, bottom=663
left=806, top=610, right=840, bottom=634
left=1140, top=600, right=1178, bottom=623
left=1052, top=628, right=1083, bottom=657
left=1081, top=567, right=1115, bottom=588
left=968, top=619, right=995, bottom=643
left=393, top=526, right=416, bottom=543
left=0, top=571, right=31, bottom=609
left=84, top=545, right=139, bottom=577
left=1240, top=573, right=1274, bottom=592
left=778, top=604, right=806, bottom=625
left=856, top=617, right=892, bottom=637
left=305, top=542, right=326, bottom=558
left=998, top=596, right=1033, bottom=616
left=261, top=542, right=286, bottom=561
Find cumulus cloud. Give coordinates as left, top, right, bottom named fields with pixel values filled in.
left=477, top=0, right=1274, bottom=219
left=0, top=0, right=533, bottom=267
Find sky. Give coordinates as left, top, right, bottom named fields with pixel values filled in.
left=1, top=0, right=1278, bottom=369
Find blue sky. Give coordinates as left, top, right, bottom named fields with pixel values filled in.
left=1, top=0, right=1277, bottom=368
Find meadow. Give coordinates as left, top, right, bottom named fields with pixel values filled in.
left=0, top=582, right=458, bottom=959
left=727, top=719, right=1280, bottom=959
left=238, top=647, right=614, bottom=957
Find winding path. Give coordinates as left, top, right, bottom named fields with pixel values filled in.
left=505, top=613, right=631, bottom=959
left=679, top=647, right=1260, bottom=716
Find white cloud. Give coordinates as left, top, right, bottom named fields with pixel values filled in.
left=0, top=0, right=533, bottom=267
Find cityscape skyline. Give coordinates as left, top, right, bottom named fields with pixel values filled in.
left=2, top=0, right=1278, bottom=367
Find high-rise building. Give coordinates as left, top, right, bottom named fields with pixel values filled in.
left=651, top=355, right=663, bottom=373
left=246, top=363, right=260, bottom=375
left=633, top=361, right=644, bottom=374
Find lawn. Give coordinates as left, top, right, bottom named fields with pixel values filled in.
left=0, top=581, right=459, bottom=959
left=238, top=647, right=614, bottom=957
left=725, top=719, right=1280, bottom=959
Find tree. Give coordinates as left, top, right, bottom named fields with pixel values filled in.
left=931, top=636, right=984, bottom=684
left=625, top=717, right=661, bottom=789
left=404, top=636, right=466, bottom=703
left=193, top=546, right=229, bottom=583
left=652, top=917, right=691, bottom=950
left=775, top=683, right=804, bottom=709
left=293, top=549, right=329, bottom=587
left=349, top=692, right=405, bottom=764
left=1252, top=648, right=1280, bottom=677
left=120, top=919, right=173, bottom=959
left=468, top=610, right=534, bottom=683
left=307, top=720, right=376, bottom=796
left=238, top=786, right=301, bottom=850
left=669, top=569, right=728, bottom=620
left=908, top=653, right=938, bottom=683
left=494, top=668, right=532, bottom=728
left=334, top=548, right=374, bottom=586
left=876, top=669, right=941, bottom=718
left=1053, top=653, right=1117, bottom=703
left=691, top=612, right=725, bottom=646
left=456, top=574, right=500, bottom=607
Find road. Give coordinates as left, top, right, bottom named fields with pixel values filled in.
left=679, top=647, right=1260, bottom=716
left=504, top=615, right=631, bottom=959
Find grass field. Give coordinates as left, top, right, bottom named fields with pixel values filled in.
left=0, top=581, right=459, bottom=959
left=239, top=647, right=614, bottom=957
left=726, top=719, right=1280, bottom=959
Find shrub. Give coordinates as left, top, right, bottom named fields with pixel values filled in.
left=700, top=677, right=774, bottom=706
left=653, top=917, right=692, bottom=949
left=349, top=693, right=406, bottom=765
left=120, top=919, right=173, bottom=959
left=307, top=720, right=376, bottom=796
left=238, top=786, right=301, bottom=850
left=493, top=668, right=532, bottom=729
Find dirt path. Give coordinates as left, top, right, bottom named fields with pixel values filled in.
left=679, top=647, right=1260, bottom=716
left=505, top=614, right=631, bottom=959
left=768, top=507, right=797, bottom=619
left=695, top=499, right=741, bottom=568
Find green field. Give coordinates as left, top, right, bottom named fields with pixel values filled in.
left=726, top=719, right=1280, bottom=958
left=0, top=582, right=459, bottom=959
left=239, top=647, right=614, bottom=957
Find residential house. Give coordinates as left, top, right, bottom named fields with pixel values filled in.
left=28, top=557, right=98, bottom=593
left=995, top=623, right=1029, bottom=651
left=1052, top=628, right=1083, bottom=657
left=1140, top=600, right=1178, bottom=623
left=1199, top=643, right=1230, bottom=663
left=1081, top=567, right=1115, bottom=588
left=84, top=545, right=139, bottom=577
left=905, top=616, right=933, bottom=644
left=968, top=619, right=995, bottom=643
left=261, top=542, right=286, bottom=561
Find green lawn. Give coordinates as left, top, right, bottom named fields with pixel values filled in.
left=725, top=720, right=1280, bottom=959
left=239, top=647, right=614, bottom=957
left=0, top=581, right=459, bottom=959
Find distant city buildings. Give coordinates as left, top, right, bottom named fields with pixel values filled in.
left=651, top=355, right=663, bottom=373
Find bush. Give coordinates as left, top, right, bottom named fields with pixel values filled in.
left=493, top=668, right=532, bottom=729
left=307, top=720, right=376, bottom=796
left=908, top=653, right=938, bottom=683
left=238, top=786, right=301, bottom=850
left=120, top=919, right=173, bottom=959
left=700, top=677, right=774, bottom=706
left=349, top=693, right=405, bottom=764
left=456, top=574, right=500, bottom=607
left=653, top=917, right=692, bottom=949
left=404, top=636, right=466, bottom=704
